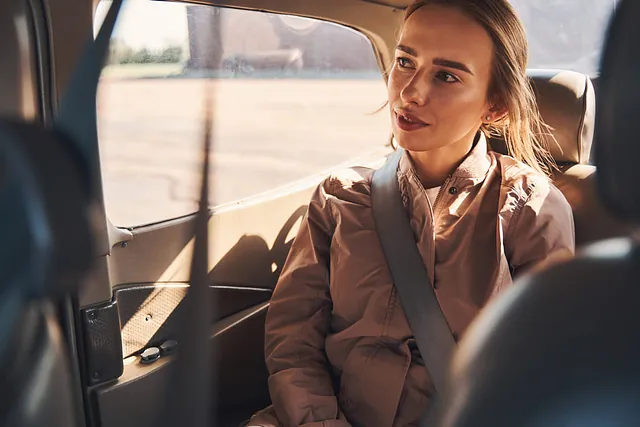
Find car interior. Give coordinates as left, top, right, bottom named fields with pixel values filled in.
left=1, top=0, right=636, bottom=426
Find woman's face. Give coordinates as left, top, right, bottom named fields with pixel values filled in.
left=388, top=4, right=496, bottom=153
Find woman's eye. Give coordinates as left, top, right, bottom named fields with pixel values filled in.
left=396, top=57, right=413, bottom=69
left=436, top=71, right=459, bottom=83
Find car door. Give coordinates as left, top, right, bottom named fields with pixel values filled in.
left=45, top=1, right=396, bottom=426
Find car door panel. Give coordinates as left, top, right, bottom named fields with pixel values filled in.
left=116, top=284, right=272, bottom=358
left=85, top=183, right=316, bottom=425
left=93, top=302, right=269, bottom=427
left=106, top=182, right=315, bottom=356
left=107, top=186, right=314, bottom=287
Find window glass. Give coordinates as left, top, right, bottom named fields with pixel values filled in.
left=95, top=1, right=390, bottom=227
left=510, top=0, right=618, bottom=75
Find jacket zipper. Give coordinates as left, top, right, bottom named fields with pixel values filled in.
left=432, top=174, right=453, bottom=216
left=426, top=173, right=453, bottom=220
left=424, top=174, right=453, bottom=286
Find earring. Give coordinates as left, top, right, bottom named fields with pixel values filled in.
left=485, top=115, right=492, bottom=121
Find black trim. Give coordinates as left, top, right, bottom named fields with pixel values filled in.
left=26, top=0, right=55, bottom=124
left=81, top=300, right=124, bottom=386
left=57, top=297, right=87, bottom=427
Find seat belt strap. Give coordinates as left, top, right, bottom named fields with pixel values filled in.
left=371, top=148, right=456, bottom=396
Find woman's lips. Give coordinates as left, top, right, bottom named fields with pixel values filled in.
left=395, top=111, right=429, bottom=132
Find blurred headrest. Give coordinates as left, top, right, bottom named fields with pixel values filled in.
left=491, top=69, right=595, bottom=165
left=436, top=243, right=640, bottom=427
left=596, top=0, right=640, bottom=222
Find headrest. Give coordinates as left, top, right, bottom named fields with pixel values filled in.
left=530, top=69, right=595, bottom=164
left=435, top=245, right=640, bottom=427
left=595, top=0, right=640, bottom=221
left=491, top=69, right=595, bottom=165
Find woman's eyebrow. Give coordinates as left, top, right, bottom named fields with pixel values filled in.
left=433, top=58, right=474, bottom=75
left=396, top=44, right=418, bottom=56
left=396, top=45, right=475, bottom=76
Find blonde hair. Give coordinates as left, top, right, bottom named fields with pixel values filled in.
left=403, top=0, right=556, bottom=176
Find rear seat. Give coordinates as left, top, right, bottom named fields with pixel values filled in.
left=490, top=69, right=632, bottom=247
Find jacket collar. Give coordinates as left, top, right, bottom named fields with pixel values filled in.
left=398, top=132, right=492, bottom=181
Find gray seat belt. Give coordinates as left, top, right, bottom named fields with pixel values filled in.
left=371, top=148, right=456, bottom=423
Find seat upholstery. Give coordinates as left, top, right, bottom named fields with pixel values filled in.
left=491, top=69, right=632, bottom=247
left=553, top=164, right=632, bottom=246
left=530, top=69, right=595, bottom=165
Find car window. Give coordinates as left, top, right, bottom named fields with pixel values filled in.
left=95, top=1, right=389, bottom=227
left=510, top=0, right=618, bottom=75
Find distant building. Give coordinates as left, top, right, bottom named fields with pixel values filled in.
left=185, top=6, right=379, bottom=75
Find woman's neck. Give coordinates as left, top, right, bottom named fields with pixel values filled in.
left=407, top=132, right=478, bottom=188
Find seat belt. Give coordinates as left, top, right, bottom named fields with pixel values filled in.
left=371, top=148, right=456, bottom=422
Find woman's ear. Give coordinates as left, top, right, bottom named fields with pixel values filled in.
left=486, top=102, right=508, bottom=122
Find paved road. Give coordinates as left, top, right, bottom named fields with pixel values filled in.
left=97, top=78, right=391, bottom=226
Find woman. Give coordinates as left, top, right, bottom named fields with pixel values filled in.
left=250, top=1, right=575, bottom=426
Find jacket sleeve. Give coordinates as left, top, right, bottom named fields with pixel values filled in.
left=265, top=180, right=351, bottom=427
left=506, top=182, right=576, bottom=278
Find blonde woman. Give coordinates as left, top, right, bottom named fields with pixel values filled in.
left=250, top=1, right=575, bottom=426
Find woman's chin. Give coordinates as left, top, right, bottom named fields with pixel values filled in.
left=395, top=136, right=436, bottom=153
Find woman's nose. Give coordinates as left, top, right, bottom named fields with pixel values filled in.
left=400, top=75, right=429, bottom=106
